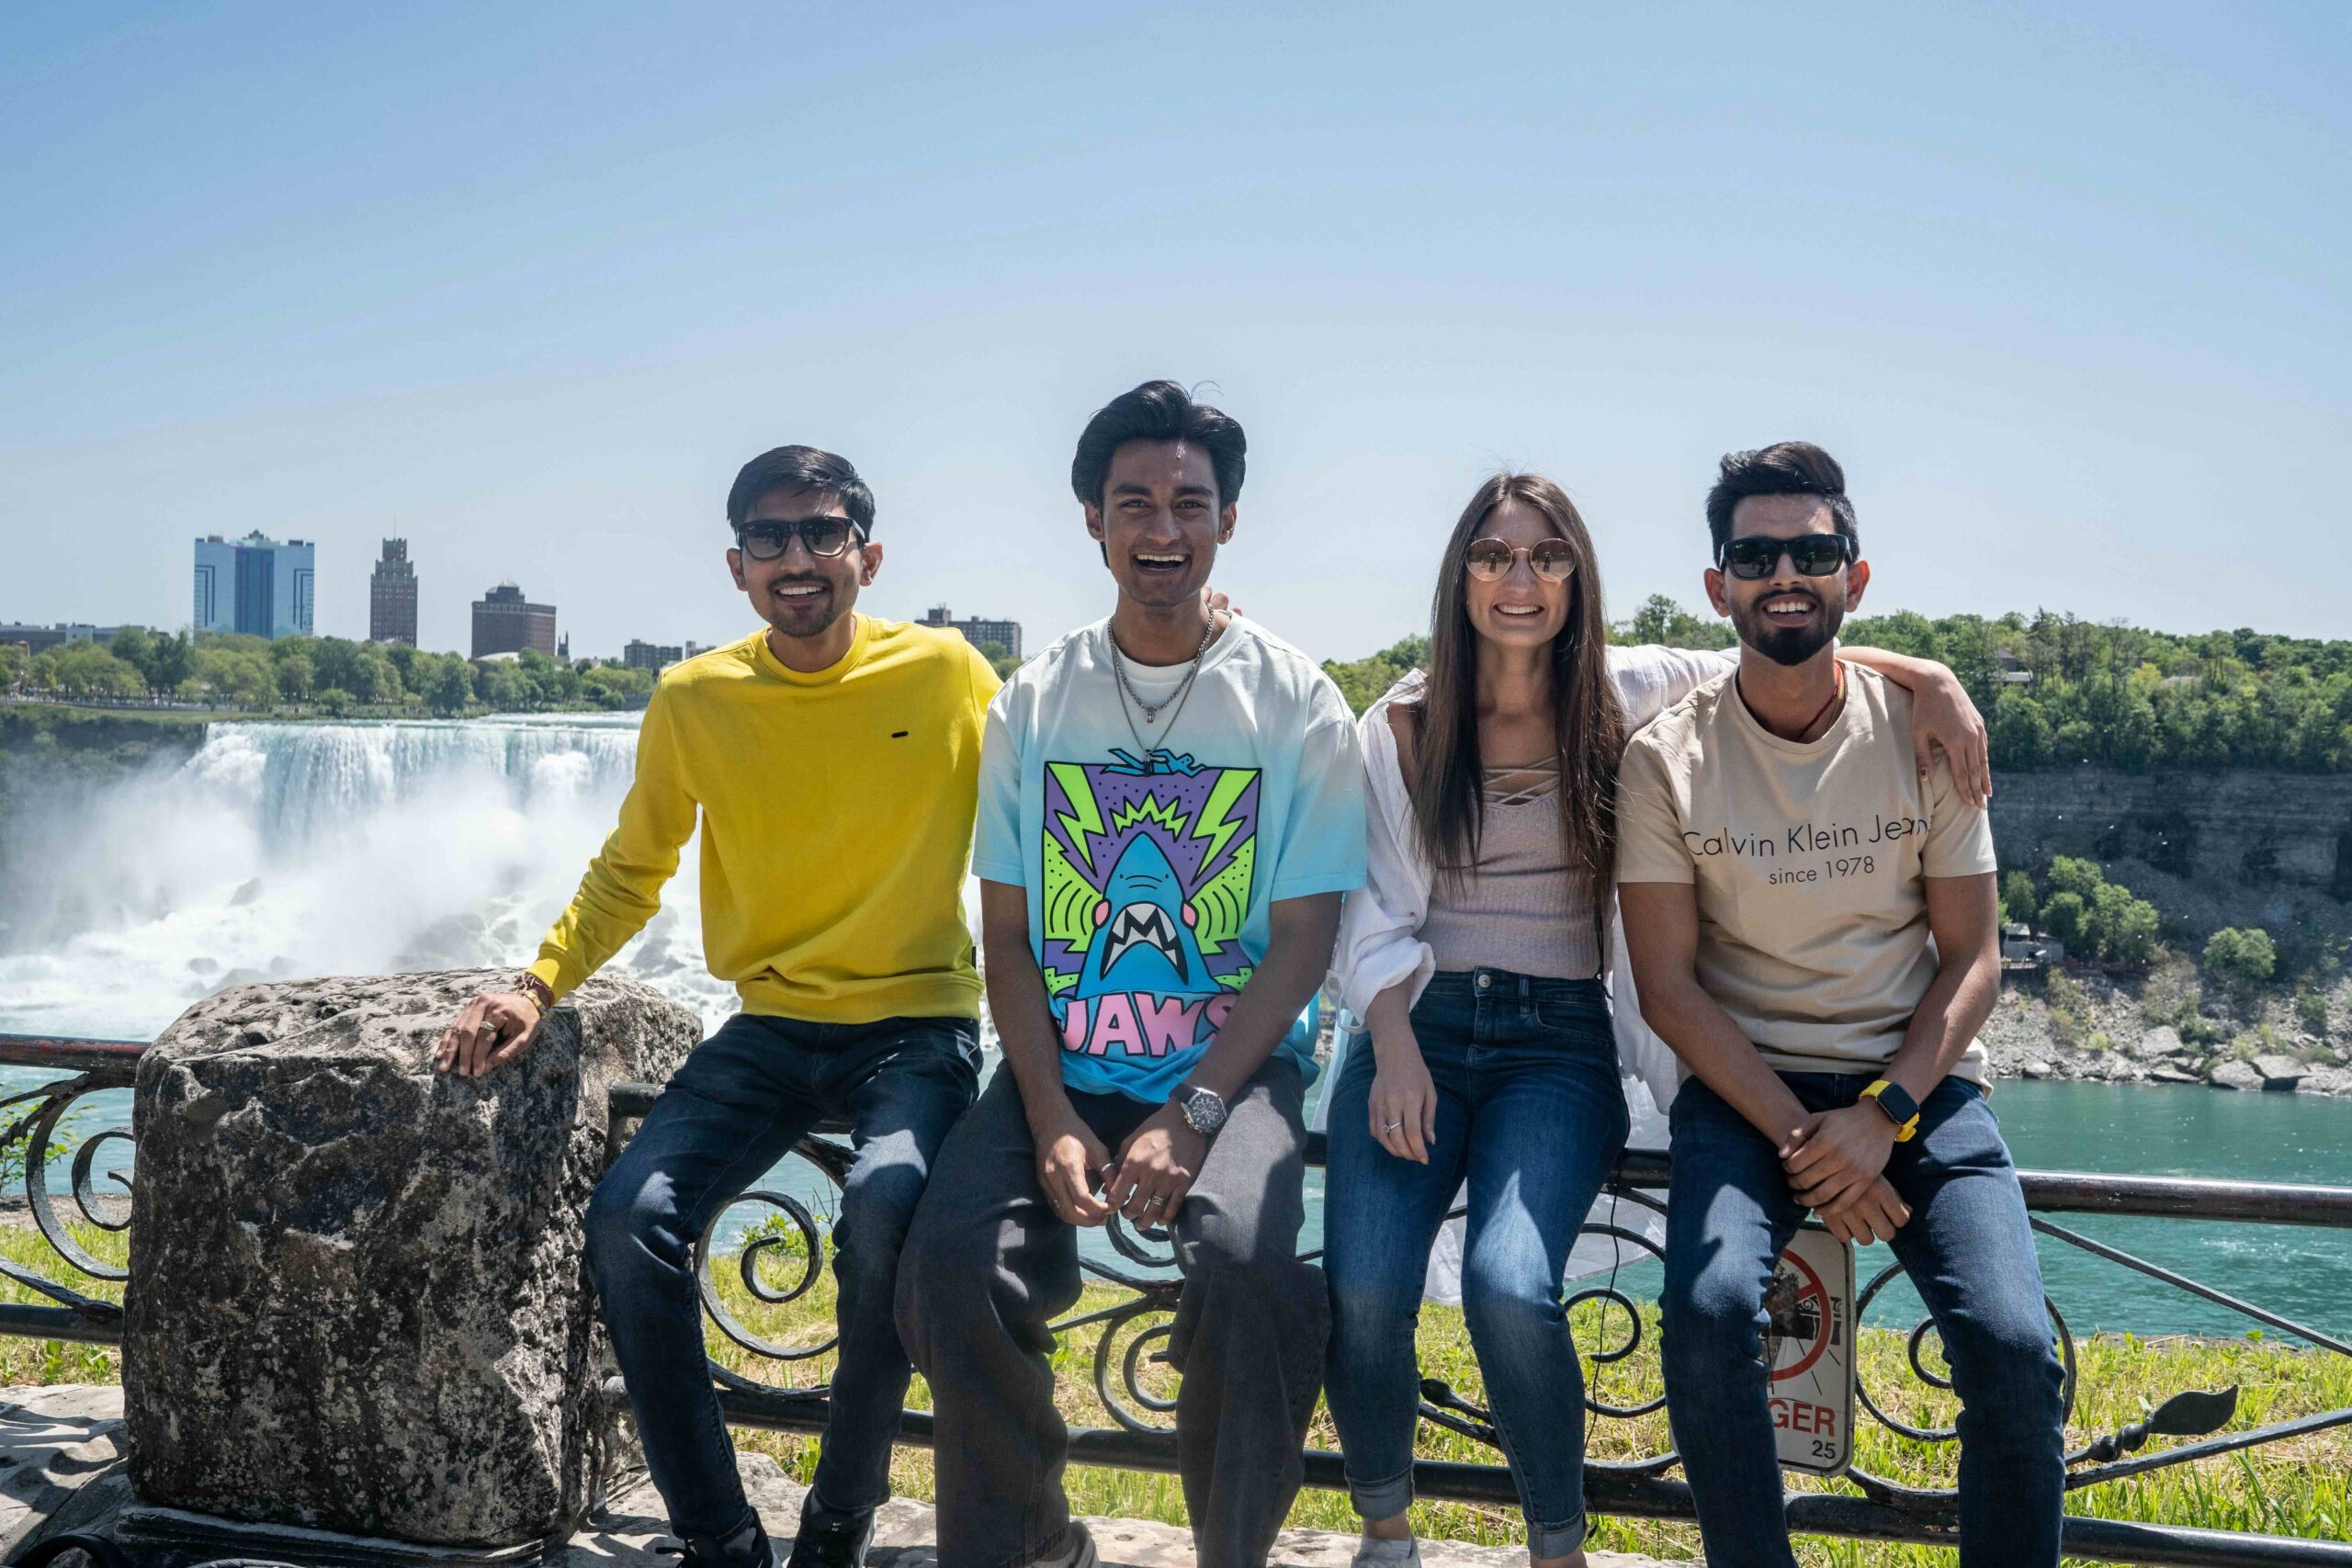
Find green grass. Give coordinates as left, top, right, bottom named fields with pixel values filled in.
left=4, top=1218, right=2343, bottom=1561
left=701, top=1224, right=2352, bottom=1563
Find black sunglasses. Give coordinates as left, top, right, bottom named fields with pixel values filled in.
left=735, top=518, right=863, bottom=560
left=1717, top=533, right=1855, bottom=581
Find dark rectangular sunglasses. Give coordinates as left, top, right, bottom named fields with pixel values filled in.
left=1717, top=533, right=1855, bottom=580
left=735, top=518, right=862, bottom=560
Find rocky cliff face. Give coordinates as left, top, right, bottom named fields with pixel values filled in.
left=1990, top=767, right=2352, bottom=947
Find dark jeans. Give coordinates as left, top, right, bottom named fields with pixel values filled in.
left=1323, top=971, right=1628, bottom=1557
left=1662, top=1072, right=2066, bottom=1568
left=895, top=1060, right=1327, bottom=1568
left=585, top=1012, right=980, bottom=1547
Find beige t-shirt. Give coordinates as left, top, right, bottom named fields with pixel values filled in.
left=1615, top=664, right=1997, bottom=1080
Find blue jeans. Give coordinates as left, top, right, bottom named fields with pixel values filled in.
left=1662, top=1072, right=2066, bottom=1568
left=1323, top=971, right=1629, bottom=1558
left=585, top=1012, right=979, bottom=1547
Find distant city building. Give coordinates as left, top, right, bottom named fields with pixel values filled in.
left=471, top=581, right=558, bottom=659
left=621, top=638, right=717, bottom=672
left=920, top=604, right=1023, bottom=660
left=369, top=539, right=418, bottom=645
left=193, top=532, right=315, bottom=639
left=0, top=623, right=147, bottom=655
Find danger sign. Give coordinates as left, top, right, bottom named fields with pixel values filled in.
left=1770, top=1226, right=1854, bottom=1476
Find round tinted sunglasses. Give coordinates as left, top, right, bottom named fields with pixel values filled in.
left=736, top=518, right=864, bottom=560
left=1464, top=536, right=1577, bottom=582
left=1717, top=534, right=1855, bottom=581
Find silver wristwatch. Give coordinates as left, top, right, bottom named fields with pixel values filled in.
left=1177, top=1085, right=1229, bottom=1139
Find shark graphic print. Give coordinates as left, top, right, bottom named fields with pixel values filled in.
left=1040, top=750, right=1259, bottom=1076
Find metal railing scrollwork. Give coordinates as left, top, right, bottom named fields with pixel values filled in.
left=5, top=1035, right=2350, bottom=1566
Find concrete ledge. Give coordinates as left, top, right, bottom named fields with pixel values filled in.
left=0, top=1385, right=1681, bottom=1567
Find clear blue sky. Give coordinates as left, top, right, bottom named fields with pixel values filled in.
left=4, top=3, right=2346, bottom=660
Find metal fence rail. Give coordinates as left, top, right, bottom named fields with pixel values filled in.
left=6, top=1032, right=2350, bottom=1565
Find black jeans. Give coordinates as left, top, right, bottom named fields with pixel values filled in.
left=895, top=1060, right=1328, bottom=1568
left=585, top=1012, right=979, bottom=1545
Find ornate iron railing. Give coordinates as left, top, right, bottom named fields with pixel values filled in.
left=5, top=1033, right=2349, bottom=1566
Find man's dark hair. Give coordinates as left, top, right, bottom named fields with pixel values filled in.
left=726, top=446, right=875, bottom=534
left=1704, top=441, right=1858, bottom=558
left=1069, top=380, right=1247, bottom=509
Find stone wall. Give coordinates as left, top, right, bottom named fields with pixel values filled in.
left=123, top=969, right=698, bottom=1547
left=1990, top=767, right=2352, bottom=944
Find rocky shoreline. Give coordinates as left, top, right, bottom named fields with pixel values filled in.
left=1980, top=979, right=2351, bottom=1096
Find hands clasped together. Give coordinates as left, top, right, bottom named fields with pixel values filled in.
left=1780, top=1103, right=1912, bottom=1246
left=1032, top=1100, right=1207, bottom=1228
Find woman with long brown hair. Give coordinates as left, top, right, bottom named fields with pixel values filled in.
left=1322, top=474, right=1986, bottom=1568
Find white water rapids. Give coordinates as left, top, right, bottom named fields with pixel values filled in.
left=0, top=716, right=745, bottom=1040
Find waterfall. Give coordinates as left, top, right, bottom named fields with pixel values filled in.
left=0, top=716, right=735, bottom=1040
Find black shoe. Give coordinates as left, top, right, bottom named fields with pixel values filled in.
left=659, top=1515, right=782, bottom=1568
left=787, top=1503, right=877, bottom=1568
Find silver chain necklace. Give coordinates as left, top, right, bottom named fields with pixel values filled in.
left=1108, top=615, right=1217, bottom=748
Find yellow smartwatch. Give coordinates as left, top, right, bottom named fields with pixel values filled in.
left=1860, top=1078, right=1921, bottom=1142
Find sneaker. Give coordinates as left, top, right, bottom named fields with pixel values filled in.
left=658, top=1515, right=782, bottom=1568
left=787, top=1504, right=876, bottom=1568
left=1024, top=1519, right=1099, bottom=1568
left=1351, top=1536, right=1420, bottom=1568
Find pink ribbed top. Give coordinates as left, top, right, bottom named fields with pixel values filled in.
left=1420, top=761, right=1602, bottom=981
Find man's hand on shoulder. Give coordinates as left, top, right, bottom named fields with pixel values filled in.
left=435, top=984, right=548, bottom=1078
left=1781, top=1103, right=1900, bottom=1210
left=1906, top=664, right=1991, bottom=807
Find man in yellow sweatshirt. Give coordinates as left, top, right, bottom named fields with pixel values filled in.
left=435, top=446, right=996, bottom=1568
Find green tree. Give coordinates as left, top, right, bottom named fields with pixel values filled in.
left=580, top=663, right=656, bottom=709
left=2045, top=856, right=2104, bottom=901
left=43, top=643, right=146, bottom=698
left=1321, top=635, right=1432, bottom=716
left=973, top=639, right=1022, bottom=681
left=424, top=654, right=473, bottom=716
left=2039, top=891, right=2089, bottom=953
left=472, top=659, right=530, bottom=711
left=2204, top=927, right=2277, bottom=987
left=2000, top=870, right=2039, bottom=927
left=2089, top=881, right=2161, bottom=963
left=1618, top=594, right=1734, bottom=650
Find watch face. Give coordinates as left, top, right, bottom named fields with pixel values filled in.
left=1185, top=1089, right=1227, bottom=1132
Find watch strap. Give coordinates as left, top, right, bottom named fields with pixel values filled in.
left=1860, top=1078, right=1920, bottom=1142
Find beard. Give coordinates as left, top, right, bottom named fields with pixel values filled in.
left=1731, top=592, right=1845, bottom=667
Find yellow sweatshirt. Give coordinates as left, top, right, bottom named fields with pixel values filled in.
left=528, top=617, right=1000, bottom=1022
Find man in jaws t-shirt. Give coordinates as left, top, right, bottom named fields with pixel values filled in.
left=1614, top=662, right=1997, bottom=1077
left=972, top=615, right=1367, bottom=1103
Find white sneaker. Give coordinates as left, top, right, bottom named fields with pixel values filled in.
left=1026, top=1520, right=1099, bottom=1568
left=1352, top=1536, right=1420, bottom=1568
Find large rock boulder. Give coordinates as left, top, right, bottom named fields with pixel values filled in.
left=2251, top=1053, right=2310, bottom=1089
left=123, top=970, right=700, bottom=1547
left=2209, top=1058, right=2265, bottom=1091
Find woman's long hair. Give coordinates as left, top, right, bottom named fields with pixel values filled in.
left=1405, top=474, right=1626, bottom=911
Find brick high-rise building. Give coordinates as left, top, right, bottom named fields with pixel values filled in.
left=369, top=538, right=418, bottom=645
left=470, top=581, right=558, bottom=659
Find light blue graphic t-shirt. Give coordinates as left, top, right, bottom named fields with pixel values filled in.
left=973, top=615, right=1368, bottom=1104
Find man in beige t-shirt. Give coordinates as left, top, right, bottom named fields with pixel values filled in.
left=1616, top=441, right=2064, bottom=1568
